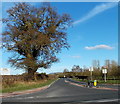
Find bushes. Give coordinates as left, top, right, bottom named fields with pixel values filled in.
left=2, top=79, right=57, bottom=93
left=2, top=75, right=24, bottom=88
left=2, top=73, right=56, bottom=89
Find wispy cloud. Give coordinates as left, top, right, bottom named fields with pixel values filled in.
left=85, top=44, right=114, bottom=50
left=73, top=2, right=117, bottom=25
left=69, top=55, right=81, bottom=58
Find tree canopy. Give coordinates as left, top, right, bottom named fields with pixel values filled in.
left=2, top=3, right=72, bottom=79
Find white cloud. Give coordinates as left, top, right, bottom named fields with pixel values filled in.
left=73, top=2, right=117, bottom=25
left=0, top=68, right=11, bottom=75
left=85, top=44, right=114, bottom=50
left=69, top=55, right=81, bottom=58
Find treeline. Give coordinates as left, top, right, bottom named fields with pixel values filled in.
left=61, top=60, right=120, bottom=80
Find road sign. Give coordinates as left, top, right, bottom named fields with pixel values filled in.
left=102, top=69, right=107, bottom=74
left=102, top=69, right=107, bottom=82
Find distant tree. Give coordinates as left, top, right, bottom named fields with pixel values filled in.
left=2, top=3, right=72, bottom=80
left=109, top=60, right=118, bottom=76
left=111, top=60, right=117, bottom=68
left=63, top=69, right=69, bottom=73
left=92, top=60, right=100, bottom=70
left=97, top=60, right=100, bottom=70
left=71, top=65, right=82, bottom=72
left=83, top=65, right=88, bottom=71
left=104, top=60, right=111, bottom=71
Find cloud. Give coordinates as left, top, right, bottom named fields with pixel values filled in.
left=69, top=55, right=81, bottom=58
left=0, top=68, right=11, bottom=75
left=85, top=44, right=114, bottom=50
left=73, top=2, right=117, bottom=25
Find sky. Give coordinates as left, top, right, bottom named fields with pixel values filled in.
left=0, top=1, right=118, bottom=75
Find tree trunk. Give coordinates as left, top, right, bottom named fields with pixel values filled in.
left=26, top=68, right=36, bottom=81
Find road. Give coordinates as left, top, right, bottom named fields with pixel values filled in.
left=2, top=78, right=119, bottom=104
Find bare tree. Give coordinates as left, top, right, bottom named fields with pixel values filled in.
left=104, top=60, right=111, bottom=71
left=92, top=60, right=100, bottom=70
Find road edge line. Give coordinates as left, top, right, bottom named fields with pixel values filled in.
left=48, top=78, right=59, bottom=88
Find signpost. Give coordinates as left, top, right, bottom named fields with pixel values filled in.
left=102, top=68, right=107, bottom=82
left=89, top=67, right=93, bottom=80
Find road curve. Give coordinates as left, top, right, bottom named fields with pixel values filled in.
left=2, top=78, right=119, bottom=104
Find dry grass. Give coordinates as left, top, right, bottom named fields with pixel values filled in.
left=1, top=79, right=56, bottom=93
left=0, top=74, right=57, bottom=93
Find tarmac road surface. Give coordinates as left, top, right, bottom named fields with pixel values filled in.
left=2, top=78, right=119, bottom=104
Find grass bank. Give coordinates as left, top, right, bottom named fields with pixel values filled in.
left=72, top=78, right=120, bottom=84
left=97, top=80, right=120, bottom=84
left=1, top=78, right=57, bottom=93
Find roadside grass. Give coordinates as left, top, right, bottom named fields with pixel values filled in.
left=97, top=80, right=120, bottom=84
left=1, top=79, right=57, bottom=93
left=72, top=78, right=120, bottom=84
left=72, top=78, right=88, bottom=83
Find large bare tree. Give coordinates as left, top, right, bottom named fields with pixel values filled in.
left=2, top=3, right=72, bottom=80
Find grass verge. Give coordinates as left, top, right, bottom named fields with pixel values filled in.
left=1, top=78, right=57, bottom=93
left=72, top=78, right=88, bottom=83
left=97, top=80, right=120, bottom=84
left=72, top=78, right=120, bottom=84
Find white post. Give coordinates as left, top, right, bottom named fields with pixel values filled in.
left=89, top=67, right=93, bottom=80
left=90, top=70, right=92, bottom=81
left=104, top=73, right=106, bottom=82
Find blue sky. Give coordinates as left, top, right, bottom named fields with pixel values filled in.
left=1, top=2, right=118, bottom=75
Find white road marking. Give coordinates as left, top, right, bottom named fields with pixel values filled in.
left=12, top=96, right=35, bottom=99
left=48, top=78, right=59, bottom=88
left=84, top=99, right=119, bottom=103
left=63, top=99, right=119, bottom=104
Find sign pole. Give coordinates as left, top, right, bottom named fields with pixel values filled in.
left=104, top=73, right=106, bottom=82
left=89, top=67, right=93, bottom=81
left=102, top=68, right=107, bottom=82
left=90, top=70, right=92, bottom=81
